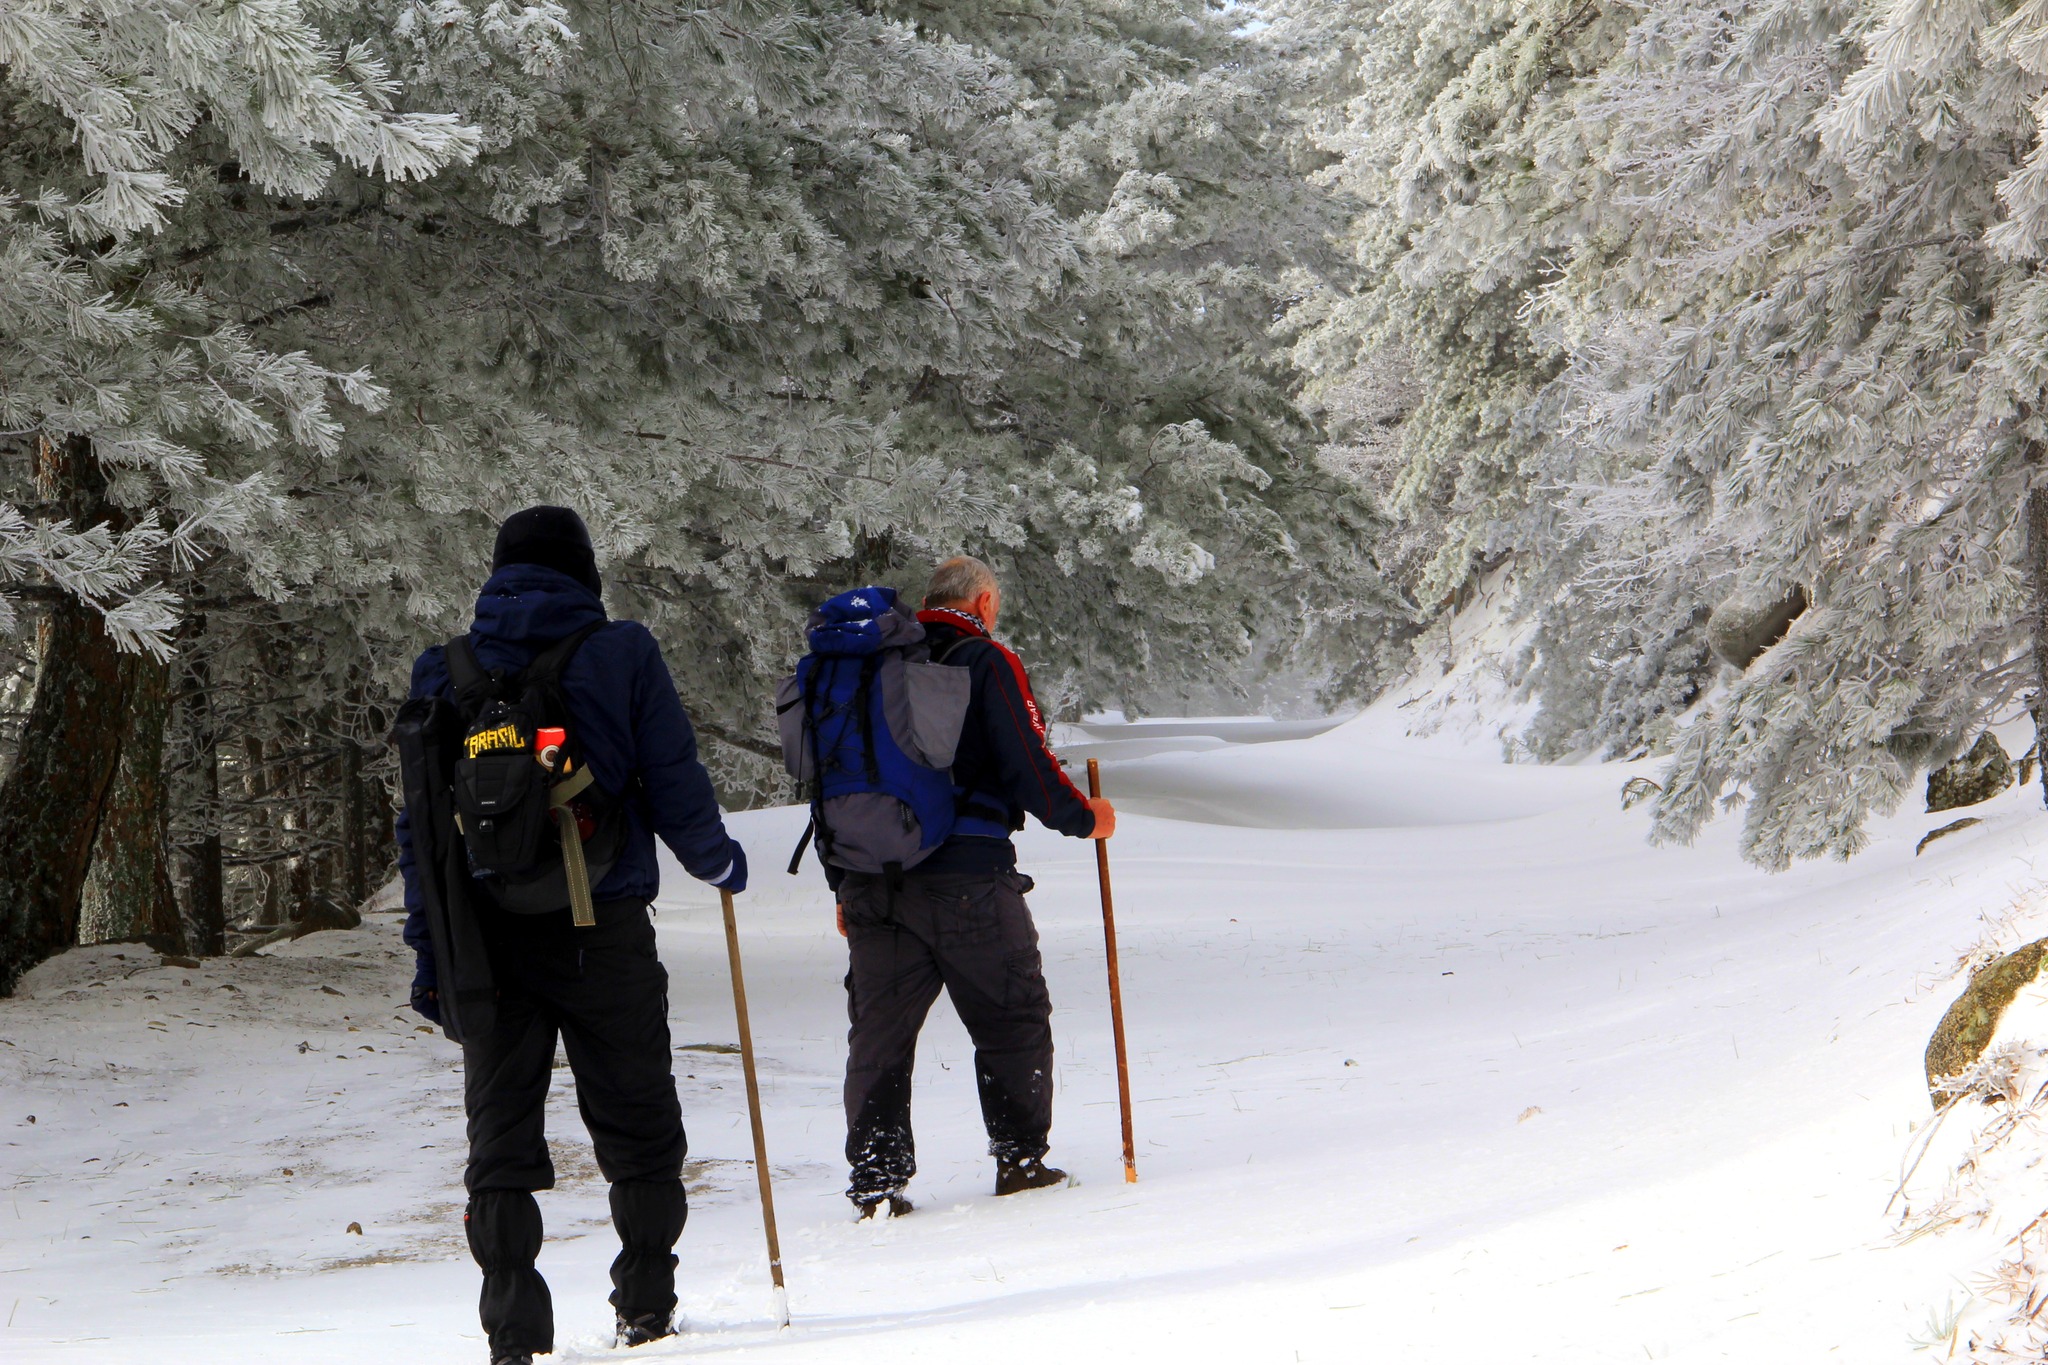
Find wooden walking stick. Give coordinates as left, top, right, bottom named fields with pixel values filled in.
left=720, top=889, right=791, bottom=1327
left=1086, top=759, right=1138, bottom=1184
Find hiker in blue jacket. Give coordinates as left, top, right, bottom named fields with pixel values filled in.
left=396, top=506, right=746, bottom=1365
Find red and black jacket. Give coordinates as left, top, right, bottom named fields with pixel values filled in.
left=914, top=607, right=1098, bottom=875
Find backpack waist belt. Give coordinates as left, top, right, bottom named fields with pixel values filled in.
left=953, top=791, right=1011, bottom=842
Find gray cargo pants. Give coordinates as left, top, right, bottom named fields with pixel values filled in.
left=839, top=869, right=1054, bottom=1200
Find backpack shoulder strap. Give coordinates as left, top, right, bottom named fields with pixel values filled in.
left=444, top=636, right=495, bottom=717
left=520, top=620, right=607, bottom=690
left=445, top=635, right=486, bottom=689
left=930, top=633, right=987, bottom=665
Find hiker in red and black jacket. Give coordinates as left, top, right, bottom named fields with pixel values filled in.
left=838, top=555, right=1114, bottom=1218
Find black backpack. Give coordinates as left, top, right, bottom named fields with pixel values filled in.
left=444, top=623, right=625, bottom=924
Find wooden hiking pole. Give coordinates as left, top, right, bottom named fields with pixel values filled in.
left=720, top=889, right=790, bottom=1327
left=1086, top=759, right=1138, bottom=1184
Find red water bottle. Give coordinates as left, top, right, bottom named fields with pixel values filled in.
left=535, top=727, right=566, bottom=771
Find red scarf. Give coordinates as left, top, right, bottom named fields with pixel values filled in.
left=915, top=606, right=989, bottom=637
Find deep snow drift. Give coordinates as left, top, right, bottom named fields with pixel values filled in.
left=4, top=683, right=2043, bottom=1363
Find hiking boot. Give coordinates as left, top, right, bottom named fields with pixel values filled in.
left=995, top=1156, right=1068, bottom=1196
left=491, top=1355, right=534, bottom=1365
left=615, top=1311, right=676, bottom=1347
left=854, top=1191, right=914, bottom=1221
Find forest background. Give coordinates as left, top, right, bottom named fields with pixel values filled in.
left=4, top=0, right=2045, bottom=987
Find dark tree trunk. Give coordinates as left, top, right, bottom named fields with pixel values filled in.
left=176, top=635, right=227, bottom=956
left=344, top=735, right=368, bottom=911
left=361, top=713, right=396, bottom=899
left=0, top=437, right=130, bottom=995
left=297, top=724, right=359, bottom=933
left=241, top=732, right=287, bottom=928
left=2030, top=472, right=2048, bottom=809
left=79, top=651, right=184, bottom=952
left=288, top=757, right=314, bottom=921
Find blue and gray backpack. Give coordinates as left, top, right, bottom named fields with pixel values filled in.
left=777, top=587, right=972, bottom=876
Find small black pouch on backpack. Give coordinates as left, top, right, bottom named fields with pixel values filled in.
left=445, top=624, right=627, bottom=916
left=453, top=699, right=552, bottom=877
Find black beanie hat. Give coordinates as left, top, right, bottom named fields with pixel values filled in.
left=492, top=505, right=601, bottom=595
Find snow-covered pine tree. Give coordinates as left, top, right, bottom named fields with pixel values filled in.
left=1647, top=0, right=2048, bottom=866
left=1284, top=0, right=1636, bottom=610
left=217, top=0, right=1403, bottom=796
left=0, top=0, right=480, bottom=988
left=1275, top=0, right=1727, bottom=753
left=1275, top=0, right=1741, bottom=763
left=1287, top=0, right=2048, bottom=870
left=2, top=0, right=1394, bottom=979
left=873, top=0, right=1414, bottom=714
left=1529, top=0, right=2048, bottom=868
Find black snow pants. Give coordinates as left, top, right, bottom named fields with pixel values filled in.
left=840, top=869, right=1053, bottom=1202
left=460, top=898, right=687, bottom=1358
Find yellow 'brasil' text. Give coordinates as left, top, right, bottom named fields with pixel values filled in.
left=466, top=724, right=526, bottom=759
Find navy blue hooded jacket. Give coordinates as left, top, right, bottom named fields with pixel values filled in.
left=397, top=564, right=739, bottom=968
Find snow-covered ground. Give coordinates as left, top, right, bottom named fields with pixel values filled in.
left=5, top=679, right=2045, bottom=1363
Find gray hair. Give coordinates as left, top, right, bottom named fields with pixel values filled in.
left=923, top=555, right=999, bottom=608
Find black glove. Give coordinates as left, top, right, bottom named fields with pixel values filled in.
left=713, top=839, right=748, bottom=895
left=410, top=952, right=442, bottom=1025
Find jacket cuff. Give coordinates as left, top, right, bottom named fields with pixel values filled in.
left=1057, top=800, right=1099, bottom=839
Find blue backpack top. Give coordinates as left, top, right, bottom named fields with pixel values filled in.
left=776, top=587, right=972, bottom=876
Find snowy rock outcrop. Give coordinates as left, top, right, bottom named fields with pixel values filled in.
left=1704, top=584, right=1807, bottom=671
left=1925, top=938, right=2048, bottom=1107
left=1900, top=965, right=2048, bottom=1362
left=1927, top=733, right=2016, bottom=814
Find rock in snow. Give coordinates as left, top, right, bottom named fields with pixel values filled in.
left=1915, top=816, right=1983, bottom=856
left=1705, top=583, right=1807, bottom=671
left=1925, top=938, right=2048, bottom=1106
left=1926, top=732, right=2015, bottom=813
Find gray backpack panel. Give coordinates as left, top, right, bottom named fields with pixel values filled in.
left=776, top=652, right=971, bottom=782
left=775, top=672, right=808, bottom=780
left=818, top=791, right=930, bottom=875
left=898, top=659, right=970, bottom=768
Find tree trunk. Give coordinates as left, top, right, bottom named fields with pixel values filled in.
left=2031, top=471, right=2048, bottom=809
left=360, top=713, right=396, bottom=901
left=79, top=652, right=184, bottom=951
left=296, top=726, right=360, bottom=933
left=0, top=436, right=130, bottom=995
left=288, top=755, right=314, bottom=921
left=241, top=732, right=287, bottom=929
left=344, top=735, right=368, bottom=911
left=175, top=626, right=227, bottom=956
